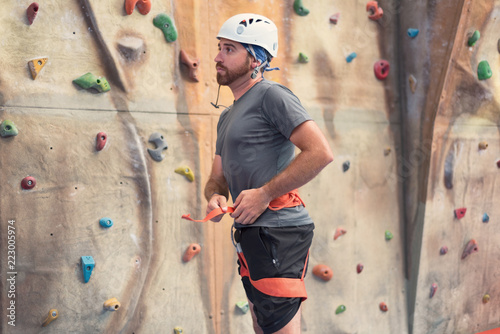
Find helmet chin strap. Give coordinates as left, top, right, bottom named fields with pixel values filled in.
left=251, top=60, right=268, bottom=79
left=248, top=44, right=268, bottom=79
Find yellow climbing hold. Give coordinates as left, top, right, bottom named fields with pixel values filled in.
left=175, top=166, right=194, bottom=182
left=103, top=297, right=121, bottom=311
left=28, top=57, right=48, bottom=80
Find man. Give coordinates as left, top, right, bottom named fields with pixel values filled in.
left=204, top=13, right=334, bottom=334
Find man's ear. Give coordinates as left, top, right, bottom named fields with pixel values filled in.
left=251, top=57, right=261, bottom=69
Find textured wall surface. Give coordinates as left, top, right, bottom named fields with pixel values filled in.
left=0, top=0, right=498, bottom=334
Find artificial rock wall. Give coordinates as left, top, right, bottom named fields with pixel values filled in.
left=0, top=1, right=498, bottom=334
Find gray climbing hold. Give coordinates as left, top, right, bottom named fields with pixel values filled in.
left=342, top=161, right=350, bottom=172
left=147, top=132, right=168, bottom=161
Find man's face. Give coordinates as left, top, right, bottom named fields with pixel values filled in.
left=215, top=38, right=253, bottom=85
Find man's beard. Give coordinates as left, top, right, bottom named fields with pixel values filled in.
left=216, top=56, right=252, bottom=85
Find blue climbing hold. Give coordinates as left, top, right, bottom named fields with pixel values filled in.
left=407, top=28, right=419, bottom=38
left=482, top=213, right=489, bottom=223
left=346, top=52, right=357, bottom=63
left=81, top=256, right=95, bottom=283
left=99, top=217, right=113, bottom=228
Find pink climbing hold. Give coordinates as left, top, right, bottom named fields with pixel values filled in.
left=454, top=208, right=466, bottom=219
left=21, top=176, right=36, bottom=190
left=96, top=132, right=107, bottom=151
left=329, top=13, right=340, bottom=24
left=366, top=1, right=383, bottom=21
left=334, top=227, right=347, bottom=240
left=27, top=2, right=39, bottom=25
left=374, top=60, right=390, bottom=80
left=461, top=239, right=478, bottom=260
left=440, top=246, right=448, bottom=255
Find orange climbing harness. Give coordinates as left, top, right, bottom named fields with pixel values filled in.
left=181, top=189, right=305, bottom=222
left=182, top=189, right=308, bottom=300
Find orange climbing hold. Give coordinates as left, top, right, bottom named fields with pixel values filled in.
left=42, top=309, right=58, bottom=327
left=182, top=243, right=201, bottom=262
left=334, top=227, right=347, bottom=240
left=461, top=239, right=478, bottom=260
left=312, top=264, right=333, bottom=281
left=366, top=1, right=383, bottom=20
left=125, top=0, right=151, bottom=15
left=28, top=57, right=47, bottom=80
left=180, top=50, right=200, bottom=82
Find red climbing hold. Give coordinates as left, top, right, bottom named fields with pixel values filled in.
left=21, top=176, right=36, bottom=190
left=454, top=208, right=466, bottom=219
left=182, top=243, right=201, bottom=262
left=461, top=239, right=478, bottom=260
left=313, top=264, right=333, bottom=281
left=27, top=3, right=39, bottom=25
left=96, top=132, right=107, bottom=151
left=366, top=1, right=383, bottom=21
left=379, top=302, right=388, bottom=312
left=356, top=263, right=364, bottom=274
left=374, top=60, right=390, bottom=80
left=334, top=227, right=347, bottom=240
left=496, top=159, right=500, bottom=168
left=430, top=283, right=438, bottom=298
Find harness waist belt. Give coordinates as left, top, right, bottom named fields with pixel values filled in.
left=182, top=189, right=304, bottom=222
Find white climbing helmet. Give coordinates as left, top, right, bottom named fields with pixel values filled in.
left=217, top=13, right=278, bottom=57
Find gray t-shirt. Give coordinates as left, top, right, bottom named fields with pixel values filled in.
left=215, top=79, right=314, bottom=228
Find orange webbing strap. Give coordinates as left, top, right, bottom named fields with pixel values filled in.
left=182, top=189, right=305, bottom=222
left=182, top=207, right=235, bottom=222
left=237, top=251, right=309, bottom=301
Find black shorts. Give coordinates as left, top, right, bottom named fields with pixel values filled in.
left=235, top=224, right=314, bottom=334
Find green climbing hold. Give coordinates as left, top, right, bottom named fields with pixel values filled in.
left=0, top=120, right=18, bottom=137
left=468, top=30, right=480, bottom=46
left=335, top=305, right=346, bottom=314
left=298, top=52, right=309, bottom=63
left=73, top=73, right=110, bottom=93
left=293, top=0, right=309, bottom=16
left=236, top=301, right=249, bottom=314
left=385, top=230, right=393, bottom=240
left=153, top=13, right=178, bottom=43
left=477, top=61, right=492, bottom=80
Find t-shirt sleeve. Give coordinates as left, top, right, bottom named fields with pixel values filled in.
left=261, top=84, right=312, bottom=139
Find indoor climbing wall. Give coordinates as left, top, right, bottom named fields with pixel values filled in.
left=0, top=1, right=498, bottom=334
left=401, top=0, right=500, bottom=333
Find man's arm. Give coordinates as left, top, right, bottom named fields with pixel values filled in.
left=231, top=120, right=334, bottom=225
left=204, top=154, right=229, bottom=222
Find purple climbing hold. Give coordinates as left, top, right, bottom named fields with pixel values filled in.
left=430, top=283, right=438, bottom=298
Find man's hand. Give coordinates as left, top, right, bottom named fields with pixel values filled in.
left=230, top=188, right=272, bottom=225
left=206, top=194, right=228, bottom=222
